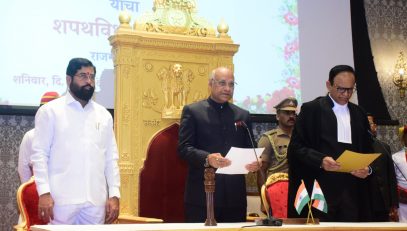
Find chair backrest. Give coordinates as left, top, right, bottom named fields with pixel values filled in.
left=139, top=123, right=188, bottom=222
left=15, top=177, right=47, bottom=231
left=261, top=172, right=289, bottom=219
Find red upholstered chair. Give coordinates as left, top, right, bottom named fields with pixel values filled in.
left=14, top=178, right=162, bottom=228
left=260, top=172, right=289, bottom=219
left=139, top=123, right=188, bottom=222
left=14, top=177, right=47, bottom=231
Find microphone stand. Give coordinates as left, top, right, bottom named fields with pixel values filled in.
left=237, top=121, right=283, bottom=226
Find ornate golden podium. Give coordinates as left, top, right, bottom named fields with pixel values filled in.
left=109, top=0, right=239, bottom=218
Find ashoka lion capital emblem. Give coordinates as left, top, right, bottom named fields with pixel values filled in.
left=157, top=63, right=194, bottom=118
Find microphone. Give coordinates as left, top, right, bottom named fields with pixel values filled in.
left=367, top=130, right=407, bottom=182
left=234, top=121, right=261, bottom=165
left=235, top=120, right=283, bottom=226
left=235, top=120, right=245, bottom=131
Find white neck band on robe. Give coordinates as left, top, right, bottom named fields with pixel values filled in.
left=329, top=94, right=352, bottom=144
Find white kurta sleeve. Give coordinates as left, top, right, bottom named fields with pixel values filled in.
left=18, top=130, right=34, bottom=183
left=31, top=106, right=55, bottom=196
left=104, top=117, right=121, bottom=198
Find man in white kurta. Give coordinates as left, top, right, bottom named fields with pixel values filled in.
left=392, top=125, right=407, bottom=222
left=18, top=129, right=35, bottom=183
left=31, top=58, right=120, bottom=225
left=18, top=92, right=60, bottom=183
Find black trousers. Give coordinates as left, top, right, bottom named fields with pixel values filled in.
left=185, top=203, right=246, bottom=222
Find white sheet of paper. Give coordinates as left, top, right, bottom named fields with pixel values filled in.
left=216, top=147, right=264, bottom=175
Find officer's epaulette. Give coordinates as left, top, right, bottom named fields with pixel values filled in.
left=263, top=129, right=278, bottom=136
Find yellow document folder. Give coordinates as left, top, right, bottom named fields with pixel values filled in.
left=335, top=150, right=381, bottom=172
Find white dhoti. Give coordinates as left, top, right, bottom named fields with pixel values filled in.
left=51, top=202, right=105, bottom=225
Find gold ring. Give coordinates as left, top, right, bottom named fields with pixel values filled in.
left=216, top=158, right=219, bottom=161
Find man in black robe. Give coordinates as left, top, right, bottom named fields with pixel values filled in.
left=287, top=65, right=373, bottom=222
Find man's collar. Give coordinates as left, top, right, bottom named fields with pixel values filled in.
left=276, top=127, right=286, bottom=136
left=276, top=126, right=291, bottom=137
left=65, top=91, right=76, bottom=105
left=328, top=94, right=348, bottom=109
left=66, top=90, right=92, bottom=108
left=207, top=97, right=229, bottom=109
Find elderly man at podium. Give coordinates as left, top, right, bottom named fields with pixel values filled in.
left=178, top=67, right=260, bottom=222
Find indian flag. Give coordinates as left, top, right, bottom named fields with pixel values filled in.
left=294, top=180, right=310, bottom=215
left=311, top=180, right=328, bottom=213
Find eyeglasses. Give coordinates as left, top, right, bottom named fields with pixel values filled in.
left=212, top=79, right=237, bottom=88
left=334, top=84, right=356, bottom=94
left=74, top=73, right=96, bottom=82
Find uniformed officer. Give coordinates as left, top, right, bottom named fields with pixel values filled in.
left=257, top=97, right=297, bottom=188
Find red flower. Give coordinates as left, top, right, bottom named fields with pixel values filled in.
left=284, top=40, right=299, bottom=59
left=284, top=12, right=298, bottom=25
left=266, top=87, right=295, bottom=113
left=287, top=77, right=300, bottom=89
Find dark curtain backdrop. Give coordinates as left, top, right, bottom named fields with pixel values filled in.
left=350, top=0, right=394, bottom=125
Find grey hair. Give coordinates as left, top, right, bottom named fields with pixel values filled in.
left=209, top=67, right=233, bottom=80
left=209, top=69, right=216, bottom=80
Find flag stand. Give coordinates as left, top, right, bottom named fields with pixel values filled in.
left=306, top=201, right=317, bottom=225
left=295, top=179, right=325, bottom=225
